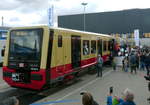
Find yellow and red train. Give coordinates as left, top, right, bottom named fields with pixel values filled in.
left=3, top=26, right=119, bottom=90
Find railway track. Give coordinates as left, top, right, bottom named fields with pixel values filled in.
left=0, top=74, right=83, bottom=105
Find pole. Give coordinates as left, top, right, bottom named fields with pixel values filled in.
left=1, top=16, right=4, bottom=26
left=81, top=3, right=87, bottom=31
left=83, top=5, right=85, bottom=31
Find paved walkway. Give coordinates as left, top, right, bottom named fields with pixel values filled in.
left=30, top=68, right=149, bottom=105
left=0, top=67, right=4, bottom=84
left=0, top=64, right=149, bottom=105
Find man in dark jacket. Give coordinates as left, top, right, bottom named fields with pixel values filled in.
left=129, top=53, right=137, bottom=74
left=144, top=75, right=150, bottom=101
left=144, top=53, right=150, bottom=76
left=140, top=52, right=145, bottom=71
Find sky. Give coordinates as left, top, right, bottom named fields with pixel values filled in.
left=0, top=0, right=150, bottom=27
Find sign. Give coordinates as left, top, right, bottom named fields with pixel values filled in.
left=122, top=34, right=126, bottom=39
left=134, top=29, right=140, bottom=46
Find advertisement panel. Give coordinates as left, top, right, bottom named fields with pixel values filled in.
left=134, top=29, right=139, bottom=46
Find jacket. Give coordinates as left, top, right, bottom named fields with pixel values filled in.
left=144, top=55, right=150, bottom=65
left=117, top=99, right=136, bottom=105
left=92, top=100, right=99, bottom=105
left=129, top=55, right=136, bottom=65
left=118, top=101, right=136, bottom=105
left=97, top=57, right=103, bottom=67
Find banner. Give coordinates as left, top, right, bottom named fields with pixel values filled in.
left=134, top=29, right=140, bottom=46
left=48, top=5, right=54, bottom=27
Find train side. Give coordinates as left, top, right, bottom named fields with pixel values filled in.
left=3, top=26, right=115, bottom=90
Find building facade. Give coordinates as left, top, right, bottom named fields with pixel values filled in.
left=58, top=8, right=150, bottom=38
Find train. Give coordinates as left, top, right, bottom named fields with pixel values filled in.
left=3, top=26, right=121, bottom=90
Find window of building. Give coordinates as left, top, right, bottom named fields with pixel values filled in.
left=91, top=40, right=96, bottom=54
left=83, top=40, right=89, bottom=55
left=58, top=35, right=62, bottom=47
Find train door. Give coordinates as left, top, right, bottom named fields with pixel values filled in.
left=97, top=38, right=103, bottom=56
left=45, top=30, right=54, bottom=85
left=63, top=34, right=70, bottom=69
left=71, top=36, right=81, bottom=68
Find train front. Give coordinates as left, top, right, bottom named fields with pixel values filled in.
left=3, top=27, right=48, bottom=90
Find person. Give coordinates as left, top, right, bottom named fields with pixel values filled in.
left=135, top=52, right=140, bottom=70
left=122, top=57, right=125, bottom=71
left=112, top=57, right=117, bottom=71
left=144, top=53, right=150, bottom=76
left=118, top=52, right=121, bottom=56
left=129, top=52, right=137, bottom=74
left=144, top=75, right=150, bottom=101
left=107, top=87, right=113, bottom=105
left=139, top=52, right=145, bottom=71
left=109, top=54, right=114, bottom=66
left=1, top=46, right=5, bottom=57
left=114, top=88, right=136, bottom=105
left=80, top=91, right=99, bottom=105
left=83, top=41, right=89, bottom=55
left=120, top=48, right=124, bottom=56
left=124, top=57, right=129, bottom=72
left=0, top=96, right=19, bottom=105
left=97, top=54, right=103, bottom=77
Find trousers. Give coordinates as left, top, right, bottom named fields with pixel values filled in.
left=97, top=65, right=102, bottom=77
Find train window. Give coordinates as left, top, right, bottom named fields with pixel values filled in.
left=58, top=35, right=62, bottom=47
left=91, top=40, right=96, bottom=54
left=83, top=40, right=90, bottom=55
left=103, top=41, right=107, bottom=51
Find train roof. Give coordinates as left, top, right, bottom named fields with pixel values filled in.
left=10, top=25, right=114, bottom=38
left=51, top=27, right=113, bottom=38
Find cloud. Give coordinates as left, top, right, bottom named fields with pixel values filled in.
left=55, top=0, right=99, bottom=15
left=1, top=0, right=150, bottom=27
left=0, top=0, right=50, bottom=13
left=9, top=17, right=20, bottom=22
left=0, top=0, right=20, bottom=10
left=31, top=10, right=48, bottom=25
left=16, top=0, right=49, bottom=13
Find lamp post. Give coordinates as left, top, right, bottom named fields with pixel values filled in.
left=1, top=16, right=4, bottom=26
left=81, top=2, right=87, bottom=31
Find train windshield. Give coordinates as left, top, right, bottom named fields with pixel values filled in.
left=9, top=29, right=43, bottom=61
